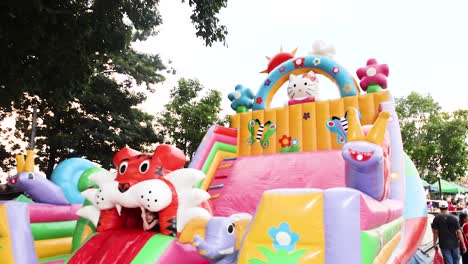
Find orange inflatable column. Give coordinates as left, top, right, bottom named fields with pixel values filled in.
left=315, top=101, right=332, bottom=150
left=302, top=102, right=317, bottom=151
left=251, top=110, right=265, bottom=156
left=288, top=104, right=303, bottom=151
left=264, top=108, right=277, bottom=155
left=275, top=106, right=289, bottom=154
left=329, top=98, right=345, bottom=149
left=238, top=112, right=253, bottom=156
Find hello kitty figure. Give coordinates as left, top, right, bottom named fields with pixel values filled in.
left=287, top=71, right=320, bottom=106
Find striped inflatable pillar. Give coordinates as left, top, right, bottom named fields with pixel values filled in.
left=0, top=201, right=38, bottom=264
left=29, top=203, right=81, bottom=261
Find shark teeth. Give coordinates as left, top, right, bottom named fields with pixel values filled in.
left=218, top=247, right=234, bottom=255
left=115, top=204, right=122, bottom=215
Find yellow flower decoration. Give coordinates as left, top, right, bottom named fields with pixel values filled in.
left=342, top=84, right=352, bottom=94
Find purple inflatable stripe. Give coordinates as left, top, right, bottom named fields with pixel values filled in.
left=380, top=101, right=405, bottom=201
left=4, top=201, right=38, bottom=264
left=324, top=188, right=361, bottom=264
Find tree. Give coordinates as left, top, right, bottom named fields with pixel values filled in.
left=156, top=78, right=222, bottom=161
left=0, top=1, right=228, bottom=175
left=396, top=92, right=468, bottom=183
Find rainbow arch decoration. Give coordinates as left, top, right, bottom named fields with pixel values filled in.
left=253, top=55, right=360, bottom=111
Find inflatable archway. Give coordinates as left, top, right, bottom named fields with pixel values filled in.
left=253, top=55, right=360, bottom=110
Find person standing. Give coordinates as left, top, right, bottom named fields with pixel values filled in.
left=459, top=213, right=468, bottom=264
left=432, top=201, right=467, bottom=264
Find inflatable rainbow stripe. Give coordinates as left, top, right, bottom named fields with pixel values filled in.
left=0, top=198, right=81, bottom=264
left=189, top=125, right=238, bottom=190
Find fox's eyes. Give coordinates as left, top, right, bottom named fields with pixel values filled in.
left=139, top=160, right=150, bottom=173
left=119, top=161, right=128, bottom=174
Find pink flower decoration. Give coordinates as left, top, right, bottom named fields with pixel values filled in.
left=264, top=79, right=271, bottom=86
left=332, top=66, right=340, bottom=75
left=279, top=65, right=286, bottom=73
left=294, top=57, right=305, bottom=68
left=356, top=58, right=389, bottom=91
left=256, top=97, right=263, bottom=105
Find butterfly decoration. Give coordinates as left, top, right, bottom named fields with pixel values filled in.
left=247, top=119, right=277, bottom=149
left=326, top=110, right=361, bottom=145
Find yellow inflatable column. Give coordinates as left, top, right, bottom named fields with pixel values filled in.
left=343, top=95, right=359, bottom=116
left=315, top=101, right=332, bottom=150
left=328, top=99, right=345, bottom=149
left=373, top=91, right=390, bottom=109
left=264, top=109, right=277, bottom=155
left=359, top=93, right=375, bottom=125
left=230, top=114, right=240, bottom=129
left=251, top=110, right=265, bottom=156
left=288, top=104, right=303, bottom=151
left=302, top=103, right=317, bottom=151
left=238, top=112, right=253, bottom=156
left=275, top=107, right=289, bottom=153
left=238, top=189, right=325, bottom=264
left=0, top=205, right=14, bottom=263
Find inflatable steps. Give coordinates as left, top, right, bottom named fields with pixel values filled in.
left=206, top=158, right=237, bottom=199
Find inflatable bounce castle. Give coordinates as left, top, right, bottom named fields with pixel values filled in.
left=0, top=42, right=428, bottom=264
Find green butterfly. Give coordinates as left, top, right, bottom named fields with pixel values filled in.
left=247, top=119, right=277, bottom=149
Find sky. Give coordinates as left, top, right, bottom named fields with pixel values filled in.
left=133, top=0, right=468, bottom=116
left=2, top=0, right=468, bottom=180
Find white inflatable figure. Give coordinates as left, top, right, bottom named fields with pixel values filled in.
left=309, top=40, right=336, bottom=59
left=165, top=168, right=211, bottom=231
left=76, top=205, right=101, bottom=227
left=287, top=71, right=320, bottom=105
left=77, top=167, right=211, bottom=233
left=77, top=169, right=118, bottom=225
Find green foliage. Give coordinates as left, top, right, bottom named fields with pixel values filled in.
left=156, top=78, right=222, bottom=161
left=396, top=92, right=468, bottom=182
left=248, top=246, right=307, bottom=264
left=0, top=1, right=228, bottom=175
left=182, top=0, right=228, bottom=46
left=10, top=75, right=161, bottom=175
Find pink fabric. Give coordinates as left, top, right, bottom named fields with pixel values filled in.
left=392, top=217, right=428, bottom=263
left=191, top=133, right=237, bottom=170
left=29, top=203, right=81, bottom=223
left=288, top=96, right=315, bottom=106
left=157, top=241, right=209, bottom=264
left=210, top=151, right=346, bottom=216
left=360, top=195, right=403, bottom=230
